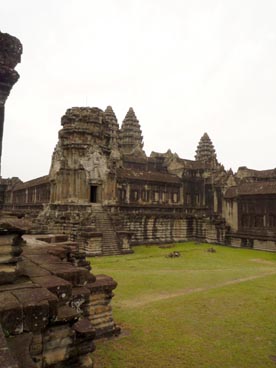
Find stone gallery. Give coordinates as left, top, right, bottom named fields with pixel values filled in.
left=3, top=98, right=276, bottom=254
left=0, top=29, right=276, bottom=367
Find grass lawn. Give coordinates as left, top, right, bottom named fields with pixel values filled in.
left=89, top=243, right=276, bottom=368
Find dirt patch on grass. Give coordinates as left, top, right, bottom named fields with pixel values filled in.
left=120, top=271, right=276, bottom=308
left=250, top=258, right=276, bottom=265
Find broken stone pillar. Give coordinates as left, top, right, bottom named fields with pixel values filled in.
left=0, top=219, right=25, bottom=284
left=0, top=31, right=22, bottom=173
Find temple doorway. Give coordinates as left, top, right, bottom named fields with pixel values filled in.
left=90, top=185, right=98, bottom=203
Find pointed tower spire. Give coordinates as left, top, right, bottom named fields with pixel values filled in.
left=195, top=132, right=217, bottom=163
left=105, top=106, right=119, bottom=147
left=105, top=106, right=118, bottom=125
left=119, top=107, right=144, bottom=155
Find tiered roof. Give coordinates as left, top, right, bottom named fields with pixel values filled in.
left=119, top=108, right=144, bottom=155
left=105, top=106, right=119, bottom=148
left=105, top=106, right=119, bottom=134
left=195, top=133, right=217, bottom=162
left=225, top=181, right=276, bottom=198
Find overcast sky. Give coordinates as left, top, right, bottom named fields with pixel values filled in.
left=1, top=0, right=276, bottom=181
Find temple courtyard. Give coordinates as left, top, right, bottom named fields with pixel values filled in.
left=91, top=243, right=276, bottom=368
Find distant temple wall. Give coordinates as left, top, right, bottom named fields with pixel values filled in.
left=2, top=104, right=276, bottom=252
left=3, top=176, right=50, bottom=212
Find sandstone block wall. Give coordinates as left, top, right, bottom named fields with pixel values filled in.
left=113, top=211, right=226, bottom=245
left=0, top=234, right=120, bottom=367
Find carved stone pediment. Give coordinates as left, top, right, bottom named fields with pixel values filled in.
left=80, top=148, right=109, bottom=181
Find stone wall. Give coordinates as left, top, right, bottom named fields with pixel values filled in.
left=0, top=233, right=120, bottom=368
left=110, top=208, right=225, bottom=245
left=222, top=197, right=238, bottom=232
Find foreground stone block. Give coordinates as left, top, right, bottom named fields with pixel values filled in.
left=87, top=274, right=120, bottom=338
left=0, top=325, right=19, bottom=368
left=0, top=291, right=23, bottom=335
left=12, top=287, right=58, bottom=332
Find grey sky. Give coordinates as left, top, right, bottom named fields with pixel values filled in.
left=1, top=0, right=276, bottom=181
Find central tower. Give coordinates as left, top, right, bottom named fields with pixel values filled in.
left=49, top=107, right=118, bottom=204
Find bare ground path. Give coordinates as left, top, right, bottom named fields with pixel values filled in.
left=119, top=270, right=276, bottom=308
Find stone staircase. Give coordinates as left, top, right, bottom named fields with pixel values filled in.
left=92, top=204, right=121, bottom=255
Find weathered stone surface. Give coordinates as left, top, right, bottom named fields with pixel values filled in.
left=42, top=263, right=94, bottom=286
left=6, top=333, right=37, bottom=368
left=0, top=268, right=20, bottom=285
left=18, top=258, right=51, bottom=277
left=29, top=333, right=43, bottom=356
left=36, top=234, right=68, bottom=244
left=71, top=286, right=90, bottom=315
left=72, top=319, right=95, bottom=339
left=0, top=225, right=25, bottom=284
left=0, top=291, right=23, bottom=334
left=0, top=32, right=22, bottom=169
left=12, top=287, right=58, bottom=331
left=56, top=305, right=79, bottom=322
left=0, top=325, right=19, bottom=368
left=119, top=107, right=145, bottom=156
left=87, top=274, right=117, bottom=293
left=86, top=275, right=120, bottom=338
left=195, top=132, right=217, bottom=163
left=30, top=275, right=72, bottom=302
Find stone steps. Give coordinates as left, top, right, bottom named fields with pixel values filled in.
left=91, top=205, right=121, bottom=255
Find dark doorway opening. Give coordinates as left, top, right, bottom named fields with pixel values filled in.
left=90, top=186, right=97, bottom=203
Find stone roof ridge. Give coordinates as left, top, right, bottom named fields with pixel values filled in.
left=238, top=181, right=276, bottom=195
left=150, top=149, right=179, bottom=159
left=238, top=166, right=276, bottom=175
left=10, top=175, right=50, bottom=190
left=225, top=181, right=276, bottom=197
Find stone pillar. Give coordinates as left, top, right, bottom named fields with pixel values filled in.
left=0, top=32, right=22, bottom=174
left=0, top=221, right=24, bottom=284
left=0, top=32, right=23, bottom=283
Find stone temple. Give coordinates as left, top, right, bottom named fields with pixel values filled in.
left=1, top=102, right=276, bottom=253
left=0, top=28, right=276, bottom=368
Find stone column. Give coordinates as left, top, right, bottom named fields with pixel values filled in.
left=0, top=32, right=22, bottom=283
left=0, top=31, right=22, bottom=174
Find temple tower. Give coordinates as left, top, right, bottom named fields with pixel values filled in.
left=119, top=107, right=145, bottom=156
left=49, top=107, right=117, bottom=204
left=105, top=105, right=119, bottom=147
left=0, top=32, right=22, bottom=173
left=104, top=105, right=121, bottom=164
left=195, top=132, right=217, bottom=164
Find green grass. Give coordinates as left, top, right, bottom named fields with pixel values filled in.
left=89, top=243, right=276, bottom=368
